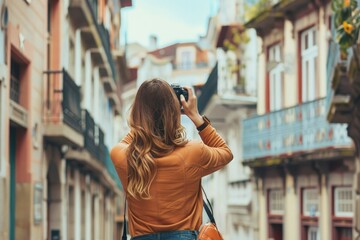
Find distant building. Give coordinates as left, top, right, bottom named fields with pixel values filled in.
left=243, top=0, right=355, bottom=239
left=121, top=41, right=213, bottom=140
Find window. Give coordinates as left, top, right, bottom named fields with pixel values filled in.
left=269, top=189, right=284, bottom=215
left=337, top=228, right=352, bottom=240
left=301, top=27, right=318, bottom=102
left=268, top=44, right=283, bottom=111
left=303, top=188, right=319, bottom=217
left=10, top=60, right=21, bottom=103
left=334, top=187, right=353, bottom=217
left=180, top=51, right=192, bottom=70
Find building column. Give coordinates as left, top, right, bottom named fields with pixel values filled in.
left=85, top=175, right=91, bottom=240
left=59, top=159, right=67, bottom=240
left=74, top=170, right=81, bottom=240
left=257, top=178, right=267, bottom=240
left=74, top=29, right=82, bottom=86
left=283, top=19, right=297, bottom=106
left=284, top=172, right=300, bottom=240
left=83, top=51, right=92, bottom=111
left=319, top=173, right=330, bottom=240
left=93, top=67, right=100, bottom=124
left=94, top=188, right=100, bottom=240
left=257, top=37, right=266, bottom=114
left=317, top=6, right=327, bottom=98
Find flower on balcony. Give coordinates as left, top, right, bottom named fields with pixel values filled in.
left=343, top=21, right=354, bottom=33
left=332, top=0, right=360, bottom=55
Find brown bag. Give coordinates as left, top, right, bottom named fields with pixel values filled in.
left=198, top=187, right=223, bottom=240
left=198, top=222, right=223, bottom=240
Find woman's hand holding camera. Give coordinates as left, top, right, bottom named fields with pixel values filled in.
left=180, top=87, right=205, bottom=128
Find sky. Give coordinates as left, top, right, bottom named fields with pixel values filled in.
left=121, top=0, right=218, bottom=48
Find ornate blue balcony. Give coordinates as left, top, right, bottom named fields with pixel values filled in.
left=242, top=98, right=353, bottom=164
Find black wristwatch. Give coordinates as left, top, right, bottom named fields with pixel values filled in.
left=196, top=115, right=211, bottom=131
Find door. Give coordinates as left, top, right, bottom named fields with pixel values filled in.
left=269, top=223, right=283, bottom=240
left=9, top=127, right=16, bottom=240
left=308, top=227, right=320, bottom=240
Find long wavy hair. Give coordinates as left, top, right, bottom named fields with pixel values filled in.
left=127, top=78, right=188, bottom=199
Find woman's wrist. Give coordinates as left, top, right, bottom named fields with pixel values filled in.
left=189, top=114, right=204, bottom=128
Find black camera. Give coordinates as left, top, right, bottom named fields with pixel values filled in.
left=171, top=84, right=188, bottom=102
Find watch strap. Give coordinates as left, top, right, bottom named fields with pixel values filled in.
left=196, top=115, right=210, bottom=131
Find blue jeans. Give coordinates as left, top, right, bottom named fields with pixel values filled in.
left=131, top=230, right=198, bottom=240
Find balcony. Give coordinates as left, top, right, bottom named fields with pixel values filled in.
left=245, top=0, right=283, bottom=37
left=198, top=63, right=256, bottom=124
left=69, top=0, right=117, bottom=86
left=242, top=98, right=354, bottom=166
left=82, top=110, right=99, bottom=160
left=245, top=0, right=317, bottom=37
left=44, top=69, right=83, bottom=147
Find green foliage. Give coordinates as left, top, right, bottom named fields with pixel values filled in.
left=332, top=0, right=360, bottom=55
left=223, top=29, right=250, bottom=53
left=244, top=0, right=273, bottom=22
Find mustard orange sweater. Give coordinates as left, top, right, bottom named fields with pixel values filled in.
left=110, top=124, right=233, bottom=237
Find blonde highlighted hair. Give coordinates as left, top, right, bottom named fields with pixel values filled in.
left=127, top=79, right=187, bottom=199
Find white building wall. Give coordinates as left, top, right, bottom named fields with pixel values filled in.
left=137, top=57, right=172, bottom=86
left=243, top=29, right=258, bottom=97
left=257, top=37, right=266, bottom=115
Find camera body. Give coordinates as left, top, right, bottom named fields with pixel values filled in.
left=171, top=84, right=188, bottom=102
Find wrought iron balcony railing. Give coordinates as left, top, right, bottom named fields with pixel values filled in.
left=85, top=0, right=116, bottom=82
left=44, top=69, right=82, bottom=133
left=96, top=126, right=106, bottom=164
left=98, top=23, right=116, bottom=81
left=242, top=98, right=353, bottom=161
left=82, top=110, right=98, bottom=159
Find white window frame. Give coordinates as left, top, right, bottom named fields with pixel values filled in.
left=268, top=44, right=283, bottom=111
left=301, top=26, right=318, bottom=102
left=334, top=186, right=353, bottom=218
left=303, top=188, right=319, bottom=217
left=180, top=51, right=192, bottom=70
left=269, top=189, right=284, bottom=215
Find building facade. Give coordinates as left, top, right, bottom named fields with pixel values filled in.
left=243, top=0, right=356, bottom=239
left=0, top=0, right=129, bottom=239
left=327, top=3, right=360, bottom=239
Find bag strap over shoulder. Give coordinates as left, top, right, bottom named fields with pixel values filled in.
left=202, top=187, right=216, bottom=225
left=122, top=199, right=127, bottom=240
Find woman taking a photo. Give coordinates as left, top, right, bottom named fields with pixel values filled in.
left=110, top=78, right=233, bottom=240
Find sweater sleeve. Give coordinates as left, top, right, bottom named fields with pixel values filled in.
left=193, top=124, right=233, bottom=177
